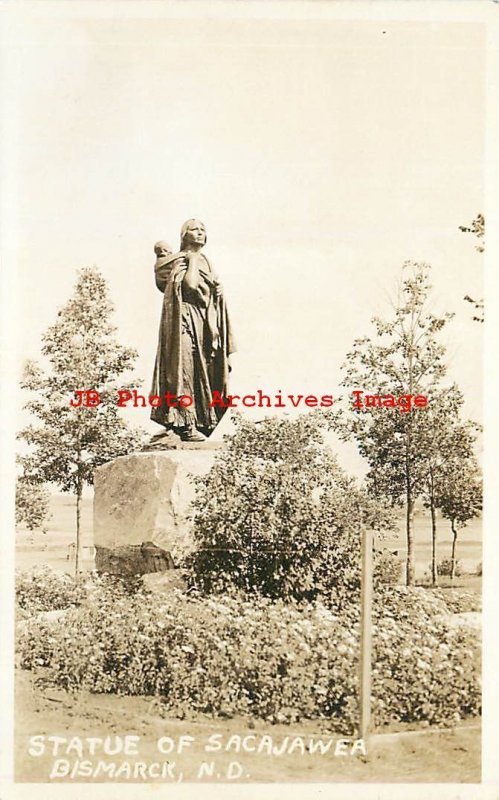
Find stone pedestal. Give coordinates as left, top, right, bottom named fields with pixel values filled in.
left=93, top=445, right=219, bottom=575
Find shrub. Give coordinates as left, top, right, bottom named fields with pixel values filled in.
left=16, top=566, right=145, bottom=616
left=371, top=589, right=480, bottom=725
left=18, top=583, right=480, bottom=729
left=16, top=567, right=85, bottom=614
left=437, top=558, right=463, bottom=578
left=185, top=416, right=396, bottom=602
left=374, top=549, right=402, bottom=585
left=431, top=588, right=481, bottom=614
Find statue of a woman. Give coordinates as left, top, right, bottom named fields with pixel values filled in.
left=150, top=219, right=235, bottom=442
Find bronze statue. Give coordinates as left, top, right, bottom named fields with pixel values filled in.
left=150, top=220, right=235, bottom=443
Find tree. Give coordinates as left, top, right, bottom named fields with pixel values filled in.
left=15, top=478, right=51, bottom=532
left=459, top=213, right=484, bottom=323
left=186, top=414, right=396, bottom=604
left=18, top=267, right=145, bottom=576
left=333, top=262, right=454, bottom=585
left=459, top=213, right=484, bottom=252
left=437, top=458, right=482, bottom=580
left=416, top=386, right=481, bottom=585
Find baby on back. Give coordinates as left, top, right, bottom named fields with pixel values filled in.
left=154, top=240, right=174, bottom=260
left=153, top=240, right=176, bottom=293
left=153, top=238, right=215, bottom=307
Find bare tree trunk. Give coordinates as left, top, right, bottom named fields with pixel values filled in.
left=406, top=335, right=415, bottom=587
left=450, top=519, right=458, bottom=581
left=430, top=497, right=437, bottom=586
left=75, top=482, right=81, bottom=580
left=75, top=445, right=82, bottom=581
left=405, top=459, right=415, bottom=585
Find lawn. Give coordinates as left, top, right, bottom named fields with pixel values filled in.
left=15, top=669, right=480, bottom=783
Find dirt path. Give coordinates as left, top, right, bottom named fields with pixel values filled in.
left=15, top=669, right=480, bottom=783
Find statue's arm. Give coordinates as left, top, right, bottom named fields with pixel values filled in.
left=182, top=255, right=200, bottom=292
left=182, top=256, right=211, bottom=308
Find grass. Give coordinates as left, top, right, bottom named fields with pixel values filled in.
left=416, top=575, right=482, bottom=591
left=15, top=669, right=480, bottom=783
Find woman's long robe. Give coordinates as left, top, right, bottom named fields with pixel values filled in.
left=150, top=251, right=236, bottom=434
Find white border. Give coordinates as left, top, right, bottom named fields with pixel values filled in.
left=1, top=2, right=498, bottom=798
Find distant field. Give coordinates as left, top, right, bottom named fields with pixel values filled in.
left=16, top=493, right=482, bottom=580
left=16, top=494, right=94, bottom=574
left=383, top=512, right=482, bottom=577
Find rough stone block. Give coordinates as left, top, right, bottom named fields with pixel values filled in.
left=93, top=447, right=218, bottom=574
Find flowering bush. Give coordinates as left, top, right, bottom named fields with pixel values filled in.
left=370, top=588, right=480, bottom=725
left=16, top=567, right=86, bottom=614
left=431, top=588, right=481, bottom=614
left=18, top=581, right=480, bottom=729
left=16, top=567, right=145, bottom=616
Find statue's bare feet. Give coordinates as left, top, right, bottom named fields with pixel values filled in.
left=179, top=427, right=207, bottom=443
left=140, top=428, right=179, bottom=451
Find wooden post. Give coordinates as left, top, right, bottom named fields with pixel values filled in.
left=359, top=528, right=374, bottom=741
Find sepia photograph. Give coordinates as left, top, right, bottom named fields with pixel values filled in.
left=1, top=1, right=498, bottom=797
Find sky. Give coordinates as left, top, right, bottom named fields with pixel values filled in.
left=3, top=5, right=486, bottom=476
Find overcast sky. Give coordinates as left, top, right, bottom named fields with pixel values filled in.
left=4, top=5, right=485, bottom=475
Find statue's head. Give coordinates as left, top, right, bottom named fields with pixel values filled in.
left=180, top=219, right=207, bottom=249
